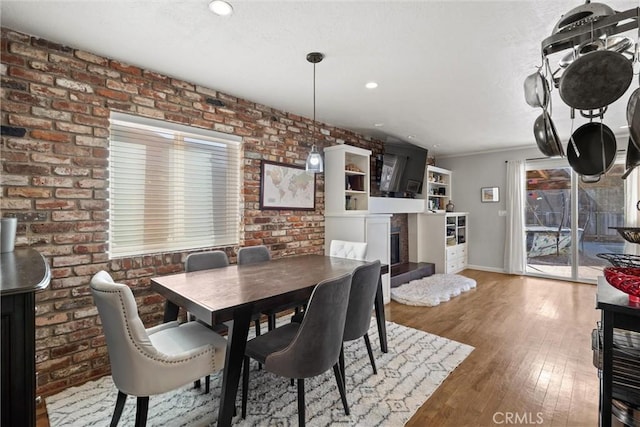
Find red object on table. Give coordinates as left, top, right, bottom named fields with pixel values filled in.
left=604, top=267, right=640, bottom=303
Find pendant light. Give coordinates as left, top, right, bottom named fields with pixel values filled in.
left=305, top=52, right=324, bottom=173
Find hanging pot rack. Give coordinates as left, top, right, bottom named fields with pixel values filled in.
left=542, top=6, right=639, bottom=57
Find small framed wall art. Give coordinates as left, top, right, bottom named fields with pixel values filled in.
left=260, top=161, right=316, bottom=210
left=481, top=187, right=499, bottom=203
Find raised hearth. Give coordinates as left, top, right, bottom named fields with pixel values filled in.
left=391, top=262, right=435, bottom=288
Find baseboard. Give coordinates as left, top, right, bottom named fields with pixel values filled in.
left=466, top=264, right=506, bottom=274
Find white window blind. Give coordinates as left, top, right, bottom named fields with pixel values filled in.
left=109, top=113, right=241, bottom=258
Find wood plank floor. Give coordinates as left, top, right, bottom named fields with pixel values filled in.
left=37, top=270, right=603, bottom=426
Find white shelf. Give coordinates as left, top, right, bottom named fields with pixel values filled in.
left=324, top=145, right=371, bottom=214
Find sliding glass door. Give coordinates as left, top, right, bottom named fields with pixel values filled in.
left=525, top=157, right=628, bottom=282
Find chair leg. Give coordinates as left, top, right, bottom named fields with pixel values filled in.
left=242, top=356, right=249, bottom=419
left=333, top=363, right=350, bottom=416
left=110, top=391, right=127, bottom=427
left=205, top=375, right=210, bottom=394
left=134, top=396, right=149, bottom=427
left=363, top=333, right=377, bottom=375
left=339, top=344, right=346, bottom=384
left=268, top=313, right=276, bottom=331
left=297, top=378, right=305, bottom=427
left=254, top=320, right=262, bottom=370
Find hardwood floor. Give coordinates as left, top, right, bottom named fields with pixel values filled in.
left=37, top=270, right=603, bottom=426
left=390, top=270, right=601, bottom=427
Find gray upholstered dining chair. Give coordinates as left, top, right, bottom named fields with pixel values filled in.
left=185, top=250, right=230, bottom=392
left=237, top=244, right=290, bottom=333
left=185, top=250, right=229, bottom=272
left=329, top=239, right=368, bottom=261
left=237, top=245, right=272, bottom=337
left=340, top=260, right=382, bottom=380
left=237, top=244, right=271, bottom=265
left=90, top=271, right=227, bottom=427
left=241, top=273, right=353, bottom=426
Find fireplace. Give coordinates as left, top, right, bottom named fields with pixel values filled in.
left=390, top=230, right=400, bottom=265
left=390, top=214, right=409, bottom=265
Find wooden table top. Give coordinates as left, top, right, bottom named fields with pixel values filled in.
left=150, top=254, right=367, bottom=324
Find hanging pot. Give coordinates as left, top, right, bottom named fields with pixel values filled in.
left=524, top=70, right=549, bottom=108
left=627, top=88, right=640, bottom=149
left=560, top=50, right=633, bottom=111
left=552, top=2, right=615, bottom=36
left=533, top=111, right=563, bottom=157
left=622, top=137, right=640, bottom=179
left=566, top=122, right=616, bottom=177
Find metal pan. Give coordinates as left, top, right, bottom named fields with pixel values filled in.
left=533, top=111, right=562, bottom=157
left=628, top=88, right=640, bottom=149
left=524, top=70, right=549, bottom=108
left=566, top=122, right=616, bottom=177
left=559, top=50, right=633, bottom=110
left=622, top=137, right=640, bottom=180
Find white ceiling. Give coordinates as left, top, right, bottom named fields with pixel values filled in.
left=1, top=0, right=638, bottom=157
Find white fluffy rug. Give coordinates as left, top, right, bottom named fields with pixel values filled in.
left=46, top=321, right=473, bottom=427
left=391, top=274, right=477, bottom=306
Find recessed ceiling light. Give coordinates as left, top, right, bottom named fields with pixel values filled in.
left=432, top=144, right=441, bottom=148
left=374, top=123, right=384, bottom=127
left=365, top=82, right=378, bottom=89
left=407, top=135, right=416, bottom=139
left=209, top=0, right=233, bottom=16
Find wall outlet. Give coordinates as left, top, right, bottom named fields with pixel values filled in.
left=498, top=210, right=507, bottom=217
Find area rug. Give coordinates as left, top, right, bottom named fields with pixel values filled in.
left=391, top=274, right=477, bottom=306
left=46, top=321, right=473, bottom=427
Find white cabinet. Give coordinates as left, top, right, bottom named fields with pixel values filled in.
left=325, top=214, right=392, bottom=303
left=421, top=166, right=451, bottom=212
left=324, top=145, right=371, bottom=214
left=408, top=212, right=468, bottom=274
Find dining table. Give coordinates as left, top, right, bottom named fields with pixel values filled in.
left=150, top=254, right=388, bottom=427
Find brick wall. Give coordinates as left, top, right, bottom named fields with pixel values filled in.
left=0, top=28, right=384, bottom=397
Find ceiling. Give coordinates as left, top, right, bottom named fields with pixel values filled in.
left=1, top=0, right=638, bottom=157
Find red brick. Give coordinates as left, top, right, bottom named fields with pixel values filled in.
left=72, top=113, right=108, bottom=128
left=4, top=137, right=51, bottom=152
left=51, top=100, right=91, bottom=114
left=7, top=91, right=48, bottom=107
left=69, top=92, right=103, bottom=105
left=49, top=53, right=86, bottom=70
left=1, top=52, right=26, bottom=66
left=4, top=163, right=50, bottom=176
left=30, top=129, right=73, bottom=143
left=8, top=114, right=52, bottom=129
left=32, top=105, right=73, bottom=121
left=35, top=199, right=75, bottom=210
left=7, top=187, right=51, bottom=198
left=53, top=144, right=91, bottom=158
left=53, top=233, right=92, bottom=244
left=9, top=66, right=54, bottom=85
left=1, top=100, right=30, bottom=113
left=110, top=60, right=142, bottom=76
left=95, top=87, right=128, bottom=101
left=106, top=78, right=138, bottom=94
left=74, top=50, right=107, bottom=66
left=70, top=70, right=104, bottom=86
left=52, top=211, right=90, bottom=221
left=55, top=188, right=92, bottom=198
left=36, top=312, right=70, bottom=326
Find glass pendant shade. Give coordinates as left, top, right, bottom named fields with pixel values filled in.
left=305, top=144, right=323, bottom=173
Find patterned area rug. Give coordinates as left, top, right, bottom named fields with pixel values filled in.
left=391, top=274, right=477, bottom=306
left=46, top=321, right=473, bottom=427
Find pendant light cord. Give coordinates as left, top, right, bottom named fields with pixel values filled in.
left=313, top=62, right=316, bottom=122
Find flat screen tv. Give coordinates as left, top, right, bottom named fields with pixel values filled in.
left=378, top=142, right=428, bottom=197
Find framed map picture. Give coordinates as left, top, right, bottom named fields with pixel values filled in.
left=260, top=161, right=316, bottom=210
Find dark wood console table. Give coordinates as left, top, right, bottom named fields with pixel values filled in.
left=1, top=248, right=51, bottom=427
left=596, top=276, right=640, bottom=427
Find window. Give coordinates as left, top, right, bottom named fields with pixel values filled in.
left=109, top=113, right=241, bottom=258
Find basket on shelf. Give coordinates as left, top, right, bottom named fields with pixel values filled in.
left=609, top=227, right=640, bottom=244
left=597, top=253, right=640, bottom=268
left=603, top=267, right=640, bottom=302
